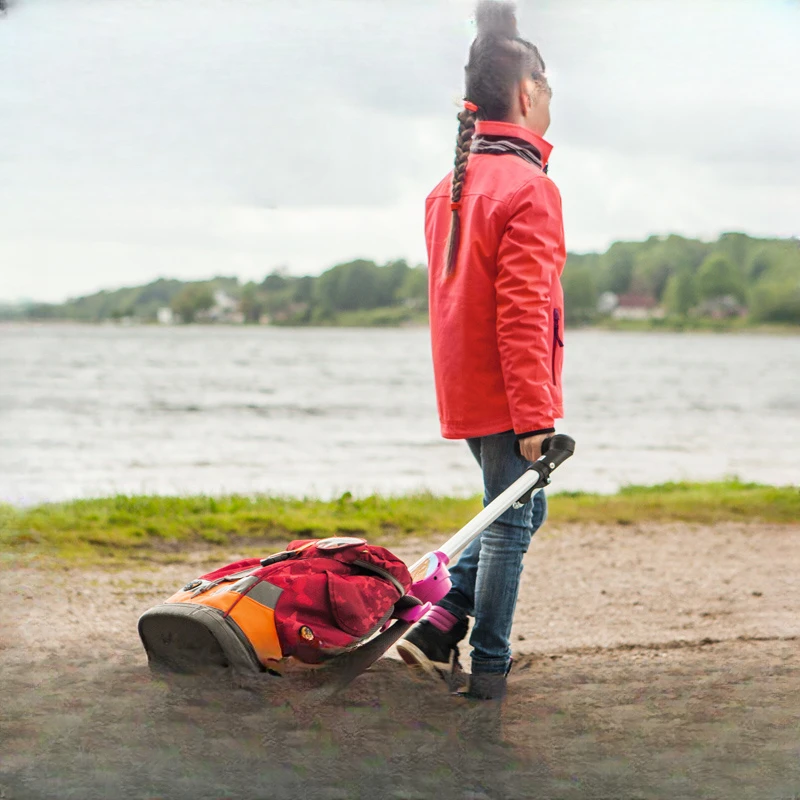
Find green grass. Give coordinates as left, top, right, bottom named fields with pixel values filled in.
left=1, top=480, right=797, bottom=566
left=549, top=480, right=799, bottom=525
left=0, top=493, right=482, bottom=565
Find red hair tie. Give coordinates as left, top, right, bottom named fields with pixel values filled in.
left=451, top=202, right=461, bottom=211
left=463, top=100, right=479, bottom=113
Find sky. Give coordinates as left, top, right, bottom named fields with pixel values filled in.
left=1, top=0, right=799, bottom=303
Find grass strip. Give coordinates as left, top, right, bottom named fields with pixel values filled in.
left=551, top=480, right=799, bottom=525
left=1, top=480, right=797, bottom=565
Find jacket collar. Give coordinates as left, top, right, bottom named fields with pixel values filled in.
left=474, top=121, right=553, bottom=167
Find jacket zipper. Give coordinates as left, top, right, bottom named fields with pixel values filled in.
left=552, top=308, right=564, bottom=385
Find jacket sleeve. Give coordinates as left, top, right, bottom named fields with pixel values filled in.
left=495, top=176, right=565, bottom=435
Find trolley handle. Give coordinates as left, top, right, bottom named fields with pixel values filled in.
left=539, top=433, right=576, bottom=471
left=514, top=433, right=575, bottom=466
left=514, top=434, right=576, bottom=505
left=416, top=434, right=576, bottom=568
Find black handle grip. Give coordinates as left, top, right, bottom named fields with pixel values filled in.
left=530, top=433, right=575, bottom=490
left=540, top=434, right=576, bottom=469
left=514, top=433, right=574, bottom=462
left=513, top=434, right=576, bottom=505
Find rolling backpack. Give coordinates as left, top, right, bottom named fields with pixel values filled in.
left=138, top=536, right=414, bottom=674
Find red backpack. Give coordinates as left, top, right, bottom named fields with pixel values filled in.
left=139, top=537, right=413, bottom=673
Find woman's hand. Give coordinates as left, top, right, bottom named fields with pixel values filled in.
left=518, top=432, right=551, bottom=462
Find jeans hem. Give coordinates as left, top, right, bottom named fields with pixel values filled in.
left=470, top=656, right=511, bottom=675
left=437, top=599, right=469, bottom=622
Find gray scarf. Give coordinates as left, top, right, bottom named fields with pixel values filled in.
left=470, top=134, right=547, bottom=173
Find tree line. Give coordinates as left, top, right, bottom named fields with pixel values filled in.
left=13, top=260, right=429, bottom=326
left=563, top=232, right=800, bottom=325
left=6, top=233, right=799, bottom=326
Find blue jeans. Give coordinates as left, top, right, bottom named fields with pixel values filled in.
left=438, top=430, right=547, bottom=675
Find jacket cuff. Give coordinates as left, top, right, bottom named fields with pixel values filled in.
left=515, top=427, right=555, bottom=441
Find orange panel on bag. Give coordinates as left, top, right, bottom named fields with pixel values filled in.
left=164, top=587, right=242, bottom=615
left=227, top=595, right=283, bottom=664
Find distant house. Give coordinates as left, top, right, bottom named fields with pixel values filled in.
left=157, top=306, right=175, bottom=325
left=597, top=291, right=619, bottom=315
left=695, top=295, right=746, bottom=320
left=612, top=293, right=664, bottom=321
left=199, top=290, right=244, bottom=324
left=268, top=302, right=309, bottom=324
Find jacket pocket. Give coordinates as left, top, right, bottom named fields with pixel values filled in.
left=552, top=308, right=564, bottom=385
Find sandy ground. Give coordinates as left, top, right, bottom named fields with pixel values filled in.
left=1, top=521, right=799, bottom=800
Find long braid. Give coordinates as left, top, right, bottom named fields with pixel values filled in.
left=445, top=107, right=477, bottom=276
left=443, top=1, right=546, bottom=276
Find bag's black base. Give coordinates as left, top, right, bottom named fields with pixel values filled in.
left=139, top=604, right=264, bottom=675
left=139, top=602, right=414, bottom=695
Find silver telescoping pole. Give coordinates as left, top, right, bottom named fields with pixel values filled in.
left=408, top=469, right=544, bottom=573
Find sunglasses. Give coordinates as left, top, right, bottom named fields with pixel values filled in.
left=531, top=73, right=553, bottom=100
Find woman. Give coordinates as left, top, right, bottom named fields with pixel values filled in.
left=396, top=0, right=566, bottom=700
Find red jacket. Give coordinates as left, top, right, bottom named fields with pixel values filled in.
left=426, top=121, right=566, bottom=440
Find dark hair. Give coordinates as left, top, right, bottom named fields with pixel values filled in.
left=445, top=1, right=547, bottom=276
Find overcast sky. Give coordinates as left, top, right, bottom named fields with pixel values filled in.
left=1, top=0, right=799, bottom=302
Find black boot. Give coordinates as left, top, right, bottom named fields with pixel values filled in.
left=460, top=671, right=508, bottom=700
left=458, top=658, right=513, bottom=701
left=396, top=618, right=469, bottom=684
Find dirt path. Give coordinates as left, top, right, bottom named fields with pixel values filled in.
left=1, top=522, right=799, bottom=799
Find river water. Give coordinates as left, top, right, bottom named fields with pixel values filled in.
left=1, top=324, right=798, bottom=505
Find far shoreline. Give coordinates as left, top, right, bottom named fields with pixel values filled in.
left=2, top=319, right=799, bottom=335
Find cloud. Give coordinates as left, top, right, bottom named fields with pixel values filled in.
left=531, top=0, right=800, bottom=161
left=0, top=199, right=427, bottom=302
left=0, top=0, right=798, bottom=301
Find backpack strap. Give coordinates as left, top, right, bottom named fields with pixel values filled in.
left=259, top=550, right=295, bottom=567
left=352, top=559, right=406, bottom=596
